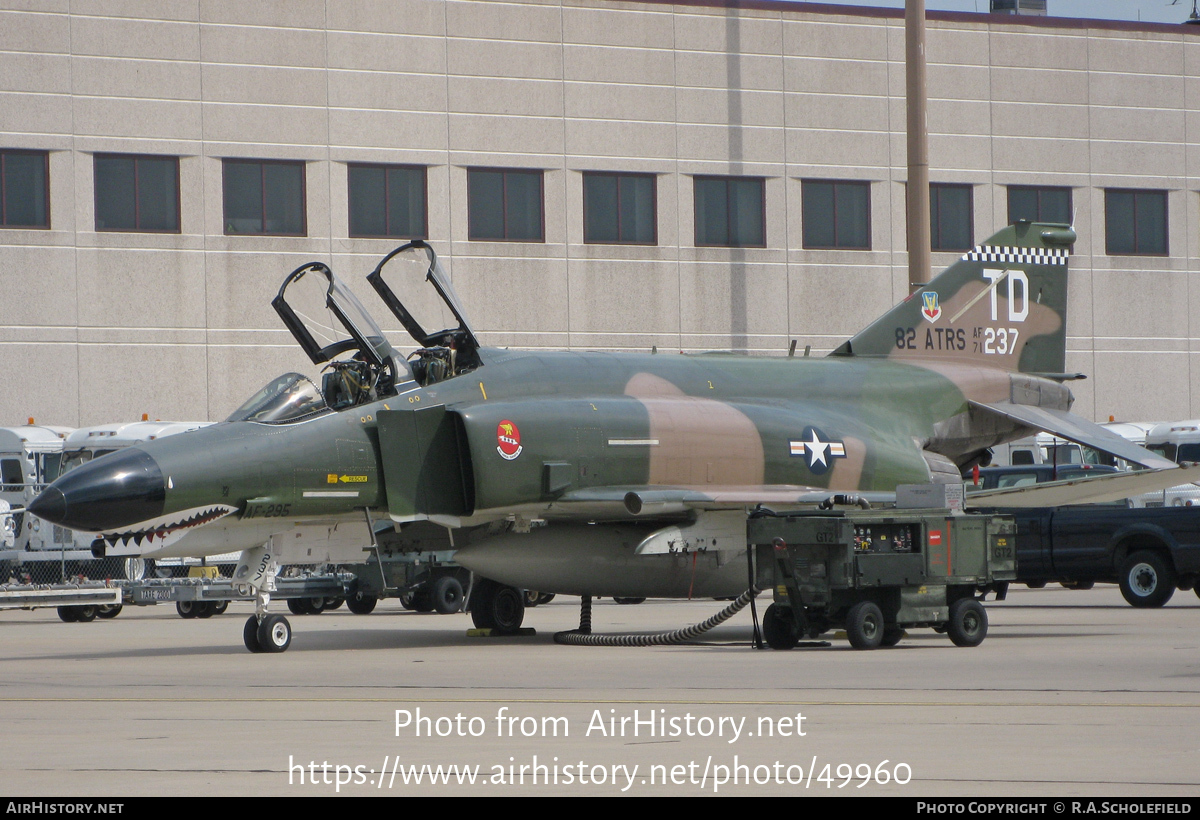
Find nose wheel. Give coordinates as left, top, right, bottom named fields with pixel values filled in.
left=235, top=543, right=294, bottom=653
left=244, top=614, right=292, bottom=653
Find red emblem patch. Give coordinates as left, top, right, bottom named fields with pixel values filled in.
left=928, top=530, right=942, bottom=546
left=496, top=419, right=522, bottom=460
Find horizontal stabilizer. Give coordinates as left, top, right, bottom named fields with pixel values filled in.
left=970, top=401, right=1177, bottom=470
left=965, top=465, right=1200, bottom=508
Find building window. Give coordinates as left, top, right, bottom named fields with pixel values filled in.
left=348, top=164, right=427, bottom=239
left=1105, top=189, right=1167, bottom=256
left=802, top=179, right=870, bottom=250
left=222, top=159, right=306, bottom=236
left=930, top=183, right=973, bottom=251
left=94, top=154, right=179, bottom=232
left=0, top=150, right=49, bottom=228
left=1008, top=185, right=1071, bottom=225
left=582, top=172, right=656, bottom=245
left=694, top=176, right=765, bottom=247
left=467, top=168, right=543, bottom=242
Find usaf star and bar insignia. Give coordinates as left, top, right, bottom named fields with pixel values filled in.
left=789, top=426, right=847, bottom=474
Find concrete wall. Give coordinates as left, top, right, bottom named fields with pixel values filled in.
left=1, top=0, right=1198, bottom=425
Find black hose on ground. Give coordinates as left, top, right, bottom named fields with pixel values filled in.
left=553, top=587, right=761, bottom=647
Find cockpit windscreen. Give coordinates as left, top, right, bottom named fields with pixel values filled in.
left=226, top=373, right=330, bottom=424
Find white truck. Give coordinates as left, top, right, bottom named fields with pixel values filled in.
left=1, top=423, right=75, bottom=581
left=1134, top=421, right=1200, bottom=507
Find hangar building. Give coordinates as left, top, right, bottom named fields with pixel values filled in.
left=1, top=0, right=1198, bottom=425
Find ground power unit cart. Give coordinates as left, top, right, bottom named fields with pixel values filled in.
left=749, top=508, right=1016, bottom=650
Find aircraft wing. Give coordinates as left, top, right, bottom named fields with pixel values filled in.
left=970, top=401, right=1177, bottom=470
left=964, top=464, right=1200, bottom=508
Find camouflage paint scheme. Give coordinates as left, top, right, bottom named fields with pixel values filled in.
left=32, top=223, right=1109, bottom=598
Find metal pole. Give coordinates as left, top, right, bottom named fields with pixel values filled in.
left=906, top=0, right=930, bottom=293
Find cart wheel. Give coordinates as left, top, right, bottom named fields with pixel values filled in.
left=97, top=604, right=122, bottom=619
left=431, top=576, right=464, bottom=614
left=762, top=603, right=800, bottom=650
left=212, top=600, right=229, bottom=615
left=57, top=606, right=79, bottom=623
left=346, top=592, right=377, bottom=615
left=176, top=600, right=198, bottom=619
left=195, top=601, right=215, bottom=619
left=845, top=601, right=884, bottom=649
left=947, top=598, right=988, bottom=647
left=880, top=625, right=905, bottom=647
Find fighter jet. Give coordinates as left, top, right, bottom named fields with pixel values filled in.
left=29, top=222, right=1176, bottom=652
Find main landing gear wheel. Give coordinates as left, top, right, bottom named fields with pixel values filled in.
left=762, top=603, right=800, bottom=650
left=1119, top=551, right=1176, bottom=608
left=432, top=576, right=465, bottom=614
left=947, top=598, right=988, bottom=647
left=845, top=601, right=884, bottom=650
left=346, top=592, right=377, bottom=615
left=257, top=614, right=292, bottom=653
left=470, top=579, right=525, bottom=634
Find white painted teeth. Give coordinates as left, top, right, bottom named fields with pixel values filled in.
left=101, top=504, right=237, bottom=551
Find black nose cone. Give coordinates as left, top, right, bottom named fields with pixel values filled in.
left=29, top=448, right=166, bottom=532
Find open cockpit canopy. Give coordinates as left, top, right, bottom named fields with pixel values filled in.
left=367, top=241, right=481, bottom=385
left=270, top=261, right=402, bottom=412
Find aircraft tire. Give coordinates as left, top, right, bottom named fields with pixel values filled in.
left=845, top=601, right=883, bottom=650
left=257, top=614, right=292, bottom=653
left=346, top=592, right=377, bottom=615
left=947, top=598, right=988, bottom=648
left=470, top=579, right=525, bottom=634
left=243, top=616, right=264, bottom=653
left=176, top=600, right=198, bottom=619
left=57, top=606, right=79, bottom=623
left=97, top=604, right=123, bottom=619
left=523, top=590, right=541, bottom=607
left=431, top=576, right=464, bottom=614
left=762, top=603, right=800, bottom=650
left=73, top=605, right=97, bottom=623
left=1119, top=551, right=1176, bottom=608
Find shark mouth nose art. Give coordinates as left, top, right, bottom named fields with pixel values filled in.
left=97, top=504, right=239, bottom=553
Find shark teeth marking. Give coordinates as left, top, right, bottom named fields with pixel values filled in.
left=101, top=504, right=237, bottom=552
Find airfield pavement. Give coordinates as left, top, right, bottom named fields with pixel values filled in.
left=1, top=584, right=1197, bottom=797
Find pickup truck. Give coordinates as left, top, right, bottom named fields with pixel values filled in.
left=988, top=505, right=1200, bottom=607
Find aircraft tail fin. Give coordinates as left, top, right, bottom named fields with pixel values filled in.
left=830, top=222, right=1076, bottom=376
